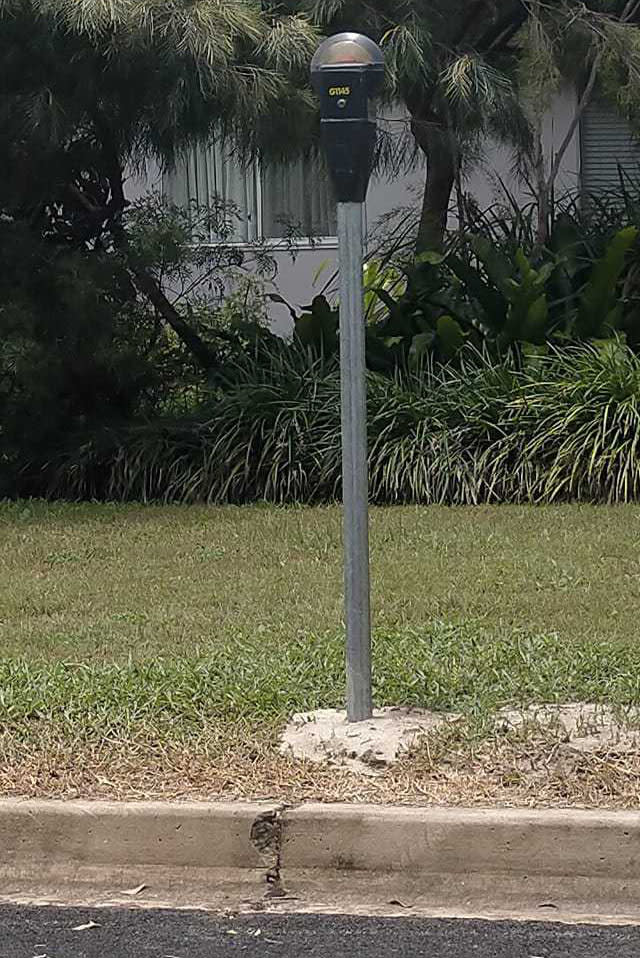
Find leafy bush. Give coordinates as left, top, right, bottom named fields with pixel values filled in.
left=31, top=339, right=640, bottom=506
left=0, top=196, right=282, bottom=495
left=0, top=219, right=176, bottom=497
left=363, top=223, right=640, bottom=359
left=6, top=183, right=640, bottom=504
left=286, top=221, right=640, bottom=371
left=331, top=182, right=640, bottom=364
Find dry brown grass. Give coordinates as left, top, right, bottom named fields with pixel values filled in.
left=2, top=726, right=638, bottom=809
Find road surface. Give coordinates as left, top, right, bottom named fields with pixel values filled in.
left=2, top=906, right=640, bottom=957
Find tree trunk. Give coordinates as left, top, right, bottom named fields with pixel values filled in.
left=128, top=263, right=218, bottom=371
left=532, top=121, right=550, bottom=247
left=79, top=127, right=220, bottom=374
left=412, top=118, right=456, bottom=253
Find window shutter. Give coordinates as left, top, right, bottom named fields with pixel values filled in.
left=581, top=101, right=640, bottom=193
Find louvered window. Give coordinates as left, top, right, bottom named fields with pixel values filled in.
left=581, top=101, right=640, bottom=193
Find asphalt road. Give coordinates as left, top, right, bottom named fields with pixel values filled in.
left=2, top=907, right=640, bottom=958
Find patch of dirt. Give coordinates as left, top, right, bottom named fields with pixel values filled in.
left=496, top=703, right=640, bottom=753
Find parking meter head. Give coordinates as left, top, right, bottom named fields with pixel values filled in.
left=311, top=33, right=384, bottom=118
left=310, top=33, right=384, bottom=203
left=311, top=32, right=384, bottom=72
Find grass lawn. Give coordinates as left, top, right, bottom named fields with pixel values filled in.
left=3, top=500, right=640, bottom=659
left=1, top=500, right=640, bottom=807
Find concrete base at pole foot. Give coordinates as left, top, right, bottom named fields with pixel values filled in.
left=279, top=706, right=459, bottom=775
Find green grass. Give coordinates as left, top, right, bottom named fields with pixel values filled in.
left=2, top=501, right=640, bottom=804
left=2, top=500, right=640, bottom=662
left=2, top=627, right=640, bottom=748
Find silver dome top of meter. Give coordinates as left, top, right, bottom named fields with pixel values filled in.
left=311, top=32, right=384, bottom=72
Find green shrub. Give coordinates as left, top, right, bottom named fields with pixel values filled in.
left=33, top=339, right=640, bottom=506
left=7, top=186, right=640, bottom=504
left=519, top=342, right=640, bottom=502
left=350, top=183, right=640, bottom=363
left=0, top=197, right=280, bottom=496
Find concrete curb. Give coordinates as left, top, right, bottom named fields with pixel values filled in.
left=283, top=803, right=640, bottom=876
left=0, top=800, right=267, bottom=871
left=1, top=800, right=639, bottom=920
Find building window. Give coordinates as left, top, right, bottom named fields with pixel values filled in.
left=581, top=100, right=640, bottom=194
left=163, top=142, right=337, bottom=243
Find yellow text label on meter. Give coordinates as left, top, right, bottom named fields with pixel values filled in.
left=328, top=86, right=351, bottom=96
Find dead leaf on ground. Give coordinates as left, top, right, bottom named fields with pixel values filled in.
left=122, top=883, right=148, bottom=896
left=72, top=920, right=101, bottom=931
left=389, top=898, right=414, bottom=909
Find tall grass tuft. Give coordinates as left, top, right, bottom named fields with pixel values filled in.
left=521, top=344, right=640, bottom=503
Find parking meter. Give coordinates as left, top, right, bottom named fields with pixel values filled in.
left=311, top=32, right=384, bottom=203
left=310, top=34, right=385, bottom=723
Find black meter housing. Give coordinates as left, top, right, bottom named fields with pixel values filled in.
left=311, top=33, right=384, bottom=203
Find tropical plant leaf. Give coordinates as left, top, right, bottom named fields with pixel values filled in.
left=577, top=227, right=639, bottom=339
left=435, top=315, right=466, bottom=359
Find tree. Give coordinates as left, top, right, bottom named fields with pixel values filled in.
left=519, top=0, right=640, bottom=244
left=0, top=0, right=320, bottom=368
left=303, top=0, right=640, bottom=251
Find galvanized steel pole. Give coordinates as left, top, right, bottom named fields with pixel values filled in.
left=337, top=201, right=373, bottom=722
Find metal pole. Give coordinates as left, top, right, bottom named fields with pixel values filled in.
left=337, top=201, right=373, bottom=722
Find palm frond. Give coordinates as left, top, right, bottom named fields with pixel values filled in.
left=305, top=0, right=349, bottom=27
left=442, top=54, right=512, bottom=110
left=518, top=4, right=561, bottom=111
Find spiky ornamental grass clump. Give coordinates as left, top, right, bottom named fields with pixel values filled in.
left=36, top=340, right=640, bottom=506
left=520, top=343, right=640, bottom=503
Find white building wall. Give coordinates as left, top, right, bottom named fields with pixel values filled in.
left=125, top=157, right=162, bottom=202
left=129, top=90, right=580, bottom=334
